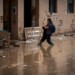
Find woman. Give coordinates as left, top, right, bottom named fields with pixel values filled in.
left=38, top=18, right=56, bottom=45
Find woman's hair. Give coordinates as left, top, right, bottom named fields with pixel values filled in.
left=47, top=18, right=52, bottom=23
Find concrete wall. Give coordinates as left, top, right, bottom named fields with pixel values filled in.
left=18, top=0, right=24, bottom=40
left=39, top=0, right=49, bottom=27
left=0, top=0, right=3, bottom=30
left=39, top=0, right=75, bottom=34
left=52, top=0, right=75, bottom=33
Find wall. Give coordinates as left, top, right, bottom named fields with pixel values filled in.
left=18, top=0, right=24, bottom=40
left=39, top=0, right=75, bottom=34
left=51, top=0, right=75, bottom=33
left=39, top=0, right=49, bottom=28
left=0, top=0, right=3, bottom=30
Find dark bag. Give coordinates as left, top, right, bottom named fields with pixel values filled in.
left=51, top=25, right=56, bottom=33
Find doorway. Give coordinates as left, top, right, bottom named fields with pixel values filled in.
left=24, top=0, right=32, bottom=27
left=3, top=0, right=18, bottom=39
left=3, top=0, right=11, bottom=32
left=24, top=0, right=39, bottom=27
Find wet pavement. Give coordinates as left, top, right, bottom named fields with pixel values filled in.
left=0, top=35, right=75, bottom=75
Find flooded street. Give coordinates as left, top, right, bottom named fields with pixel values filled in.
left=0, top=35, right=75, bottom=75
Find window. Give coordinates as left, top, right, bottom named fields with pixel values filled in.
left=67, top=0, right=74, bottom=13
left=49, top=0, right=57, bottom=14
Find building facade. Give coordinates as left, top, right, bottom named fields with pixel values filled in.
left=39, top=0, right=75, bottom=34
left=0, top=0, right=75, bottom=39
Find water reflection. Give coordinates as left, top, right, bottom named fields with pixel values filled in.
left=0, top=36, right=75, bottom=75
left=39, top=45, right=57, bottom=75
left=39, top=45, right=53, bottom=57
left=66, top=57, right=75, bottom=75
left=24, top=53, right=39, bottom=75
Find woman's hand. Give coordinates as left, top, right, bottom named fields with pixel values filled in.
left=44, top=26, right=48, bottom=29
left=42, top=26, right=48, bottom=30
